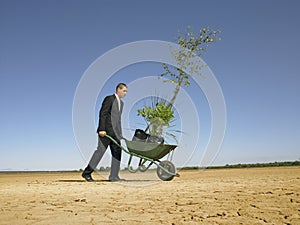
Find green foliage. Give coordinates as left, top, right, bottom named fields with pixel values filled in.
left=176, top=26, right=221, bottom=53
left=137, top=97, right=174, bottom=137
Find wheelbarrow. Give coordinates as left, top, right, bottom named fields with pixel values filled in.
left=105, top=134, right=180, bottom=181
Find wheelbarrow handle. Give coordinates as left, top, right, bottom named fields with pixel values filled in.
left=104, top=134, right=130, bottom=154
left=105, top=134, right=156, bottom=163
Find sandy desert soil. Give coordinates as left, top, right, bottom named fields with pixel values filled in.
left=0, top=167, right=299, bottom=225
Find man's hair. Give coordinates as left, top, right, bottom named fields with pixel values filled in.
left=116, top=83, right=127, bottom=91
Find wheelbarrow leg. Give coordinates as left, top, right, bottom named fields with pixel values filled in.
left=127, top=154, right=139, bottom=173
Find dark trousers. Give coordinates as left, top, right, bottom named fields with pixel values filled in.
left=83, top=136, right=122, bottom=179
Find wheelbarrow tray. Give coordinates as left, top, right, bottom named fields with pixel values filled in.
left=125, top=140, right=177, bottom=160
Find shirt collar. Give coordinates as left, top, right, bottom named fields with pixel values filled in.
left=114, top=93, right=121, bottom=110
left=114, top=93, right=120, bottom=101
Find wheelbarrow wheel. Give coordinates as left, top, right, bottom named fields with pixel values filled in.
left=157, top=160, right=176, bottom=181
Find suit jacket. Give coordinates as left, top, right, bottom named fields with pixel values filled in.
left=97, top=94, right=123, bottom=139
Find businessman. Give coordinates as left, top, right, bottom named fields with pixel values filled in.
left=82, top=83, right=128, bottom=182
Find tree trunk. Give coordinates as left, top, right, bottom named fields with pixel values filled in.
left=168, top=74, right=184, bottom=108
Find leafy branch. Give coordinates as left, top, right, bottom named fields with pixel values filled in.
left=161, top=26, right=221, bottom=107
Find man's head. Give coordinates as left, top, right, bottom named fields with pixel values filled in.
left=116, top=83, right=128, bottom=99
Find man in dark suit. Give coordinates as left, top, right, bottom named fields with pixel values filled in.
left=82, top=83, right=128, bottom=182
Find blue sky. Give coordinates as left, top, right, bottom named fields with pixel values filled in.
left=1, top=0, right=299, bottom=170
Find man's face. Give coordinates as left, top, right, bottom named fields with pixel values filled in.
left=117, top=86, right=128, bottom=99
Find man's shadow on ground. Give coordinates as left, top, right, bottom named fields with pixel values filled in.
left=56, top=179, right=157, bottom=183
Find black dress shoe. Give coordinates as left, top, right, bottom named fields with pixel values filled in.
left=82, top=173, right=95, bottom=182
left=109, top=177, right=126, bottom=182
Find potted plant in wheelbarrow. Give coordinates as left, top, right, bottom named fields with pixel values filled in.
left=132, top=97, right=180, bottom=181
left=132, top=26, right=221, bottom=180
